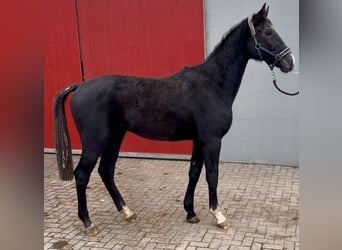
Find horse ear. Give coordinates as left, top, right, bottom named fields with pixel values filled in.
left=252, top=3, right=268, bottom=23
left=265, top=5, right=269, bottom=18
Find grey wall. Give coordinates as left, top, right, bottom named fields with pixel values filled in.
left=204, top=0, right=299, bottom=165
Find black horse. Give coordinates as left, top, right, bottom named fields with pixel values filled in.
left=54, top=4, right=294, bottom=234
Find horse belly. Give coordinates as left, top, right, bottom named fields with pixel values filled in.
left=127, top=114, right=195, bottom=141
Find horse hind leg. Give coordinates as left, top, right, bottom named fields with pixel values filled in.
left=73, top=150, right=100, bottom=235
left=98, top=132, right=137, bottom=222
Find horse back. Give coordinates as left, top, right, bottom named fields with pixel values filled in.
left=70, top=74, right=203, bottom=141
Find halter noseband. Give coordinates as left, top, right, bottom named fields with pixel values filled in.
left=248, top=16, right=299, bottom=96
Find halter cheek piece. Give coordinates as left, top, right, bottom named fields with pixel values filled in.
left=248, top=17, right=299, bottom=96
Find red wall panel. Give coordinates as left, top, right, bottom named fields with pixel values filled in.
left=77, top=0, right=204, bottom=154
left=45, top=0, right=204, bottom=155
left=78, top=0, right=204, bottom=78
left=44, top=0, right=83, bottom=149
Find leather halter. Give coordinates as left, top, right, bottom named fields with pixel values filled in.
left=247, top=16, right=299, bottom=96
left=248, top=16, right=292, bottom=70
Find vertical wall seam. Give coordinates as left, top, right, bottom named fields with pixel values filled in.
left=202, top=0, right=207, bottom=58
left=75, top=0, right=85, bottom=81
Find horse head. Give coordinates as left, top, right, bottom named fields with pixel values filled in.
left=247, top=3, right=295, bottom=73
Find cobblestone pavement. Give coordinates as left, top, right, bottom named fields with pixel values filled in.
left=44, top=153, right=299, bottom=250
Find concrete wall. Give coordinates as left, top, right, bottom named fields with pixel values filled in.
left=204, top=0, right=299, bottom=165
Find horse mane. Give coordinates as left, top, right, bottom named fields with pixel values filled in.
left=206, top=18, right=248, bottom=60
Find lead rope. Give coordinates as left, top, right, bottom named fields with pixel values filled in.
left=271, top=70, right=299, bottom=96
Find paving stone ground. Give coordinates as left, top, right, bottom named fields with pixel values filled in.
left=44, top=153, right=299, bottom=250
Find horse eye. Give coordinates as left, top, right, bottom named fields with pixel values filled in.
left=265, top=29, right=272, bottom=36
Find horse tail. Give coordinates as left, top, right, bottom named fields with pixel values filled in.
left=54, top=84, right=80, bottom=180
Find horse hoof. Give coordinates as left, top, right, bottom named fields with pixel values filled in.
left=186, top=216, right=200, bottom=224
left=84, top=224, right=99, bottom=235
left=217, top=219, right=230, bottom=230
left=125, top=212, right=137, bottom=222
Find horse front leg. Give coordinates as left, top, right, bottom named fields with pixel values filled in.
left=202, top=138, right=230, bottom=229
left=184, top=140, right=204, bottom=223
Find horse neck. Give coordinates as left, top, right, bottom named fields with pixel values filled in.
left=199, top=19, right=249, bottom=102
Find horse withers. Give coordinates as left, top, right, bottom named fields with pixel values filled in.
left=54, top=4, right=295, bottom=234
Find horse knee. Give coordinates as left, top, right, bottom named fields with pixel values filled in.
left=188, top=163, right=202, bottom=181
left=189, top=172, right=200, bottom=183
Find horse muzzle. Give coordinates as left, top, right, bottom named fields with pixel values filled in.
left=279, top=53, right=295, bottom=73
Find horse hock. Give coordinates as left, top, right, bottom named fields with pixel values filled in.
left=210, top=207, right=230, bottom=229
